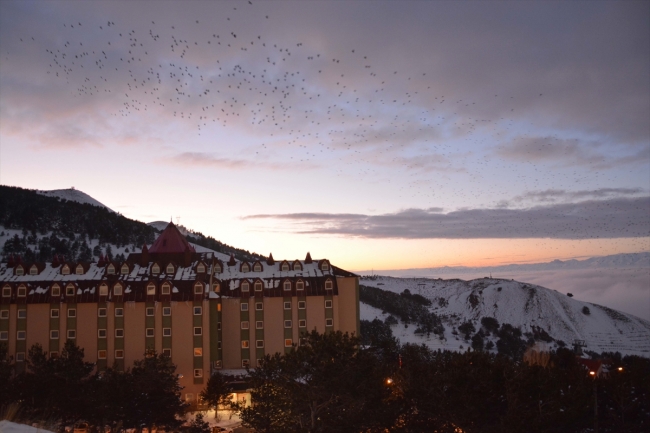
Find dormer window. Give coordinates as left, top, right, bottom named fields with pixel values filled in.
left=254, top=281, right=263, bottom=292
left=320, top=261, right=330, bottom=271
left=253, top=262, right=262, bottom=272
left=161, top=282, right=171, bottom=295
left=30, top=265, right=38, bottom=275
left=15, top=266, right=24, bottom=276
left=17, top=285, right=27, bottom=297
left=147, top=283, right=156, bottom=295
left=241, top=281, right=250, bottom=292
left=51, top=284, right=60, bottom=297
left=66, top=283, right=76, bottom=296
left=281, top=261, right=290, bottom=272
left=241, top=263, right=250, bottom=273
left=194, top=282, right=204, bottom=294
left=62, top=265, right=70, bottom=275
left=75, top=264, right=84, bottom=275
left=283, top=281, right=291, bottom=291
left=151, top=264, right=160, bottom=275
left=197, top=263, right=205, bottom=273
left=2, top=286, right=10, bottom=297
left=99, top=283, right=109, bottom=296
left=293, top=261, right=302, bottom=271
left=296, top=280, right=304, bottom=291
left=166, top=264, right=175, bottom=274
left=120, top=264, right=129, bottom=275
left=214, top=263, right=222, bottom=274
left=325, top=280, right=333, bottom=290
left=107, top=264, right=115, bottom=275
left=113, top=283, right=123, bottom=296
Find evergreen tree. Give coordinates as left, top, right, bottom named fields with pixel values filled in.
left=200, top=371, right=235, bottom=411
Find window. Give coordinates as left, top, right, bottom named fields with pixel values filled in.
left=217, top=342, right=222, bottom=349
left=51, top=309, right=59, bottom=318
left=253, top=262, right=262, bottom=272
left=17, top=285, right=27, bottom=297
left=284, top=302, right=291, bottom=310
left=17, top=310, right=26, bottom=319
left=113, top=283, right=123, bottom=296
left=0, top=310, right=8, bottom=319
left=283, top=281, right=291, bottom=291
left=115, top=308, right=123, bottom=317
left=146, top=307, right=154, bottom=316
left=194, top=282, right=203, bottom=294
left=214, top=360, right=222, bottom=369
left=293, top=261, right=302, bottom=271
left=255, top=302, right=263, bottom=311
left=99, top=284, right=108, bottom=296
left=166, top=264, right=175, bottom=274
left=284, top=320, right=292, bottom=328
left=98, top=329, right=107, bottom=338
left=194, top=347, right=203, bottom=357
left=98, top=308, right=107, bottom=317
left=214, top=263, right=222, bottom=274
left=193, top=307, right=202, bottom=317
left=30, top=265, right=38, bottom=275
left=50, top=330, right=59, bottom=339
left=162, top=348, right=172, bottom=357
left=185, top=393, right=195, bottom=402
left=241, top=321, right=249, bottom=329
left=321, top=261, right=329, bottom=271
left=67, top=330, right=76, bottom=339
left=120, top=264, right=129, bottom=274
left=163, top=307, right=171, bottom=316
left=98, top=350, right=107, bottom=359
left=299, top=319, right=307, bottom=327
left=163, top=328, right=171, bottom=337
left=326, top=318, right=333, bottom=327
left=241, top=303, right=248, bottom=311
left=285, top=339, right=293, bottom=347
left=281, top=262, right=290, bottom=271
left=241, top=281, right=249, bottom=292
left=50, top=352, right=59, bottom=359
left=17, top=331, right=26, bottom=340
left=1, top=286, right=10, bottom=297
left=66, top=284, right=75, bottom=296
left=0, top=331, right=7, bottom=340
left=213, top=283, right=220, bottom=293
left=241, top=263, right=250, bottom=273
left=16, top=352, right=25, bottom=362
left=61, top=265, right=70, bottom=275
left=257, top=359, right=263, bottom=367
left=76, top=264, right=84, bottom=275
left=107, top=264, right=115, bottom=275
left=197, top=263, right=205, bottom=273
left=217, top=322, right=222, bottom=331
left=218, top=303, right=222, bottom=312
left=115, top=329, right=124, bottom=338
left=325, top=300, right=333, bottom=308
left=146, top=328, right=154, bottom=337
left=256, top=340, right=264, bottom=348
left=151, top=263, right=160, bottom=274
left=51, top=284, right=60, bottom=296
left=256, top=321, right=264, bottom=329
left=325, top=280, right=333, bottom=290
left=115, top=350, right=124, bottom=359
left=242, top=359, right=250, bottom=368
left=147, top=283, right=156, bottom=295
left=241, top=340, right=249, bottom=348
left=254, top=281, right=263, bottom=292
left=161, top=282, right=171, bottom=295
left=296, top=281, right=304, bottom=291
left=298, top=301, right=306, bottom=309
left=193, top=327, right=202, bottom=336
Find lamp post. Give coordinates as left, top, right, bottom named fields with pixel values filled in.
left=590, top=371, right=598, bottom=433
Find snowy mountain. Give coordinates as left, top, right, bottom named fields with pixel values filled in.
left=36, top=188, right=113, bottom=212
left=359, top=275, right=650, bottom=357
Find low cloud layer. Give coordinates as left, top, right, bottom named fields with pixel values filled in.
left=245, top=197, right=650, bottom=239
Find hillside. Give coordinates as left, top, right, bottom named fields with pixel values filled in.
left=359, top=275, right=650, bottom=357
left=36, top=188, right=113, bottom=212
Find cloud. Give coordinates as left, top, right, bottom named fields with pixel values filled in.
left=509, top=188, right=646, bottom=204
left=244, top=197, right=650, bottom=239
left=164, top=151, right=318, bottom=171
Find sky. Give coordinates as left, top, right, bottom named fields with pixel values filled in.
left=1, top=0, right=649, bottom=274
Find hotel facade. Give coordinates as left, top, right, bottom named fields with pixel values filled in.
left=0, top=222, right=360, bottom=401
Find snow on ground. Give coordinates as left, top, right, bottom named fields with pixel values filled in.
left=359, top=276, right=650, bottom=357
left=0, top=420, right=54, bottom=433
left=36, top=188, right=113, bottom=212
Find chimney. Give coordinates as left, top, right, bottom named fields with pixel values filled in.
left=305, top=252, right=313, bottom=264
left=7, top=254, right=15, bottom=267
left=227, top=253, right=236, bottom=267
left=267, top=253, right=275, bottom=265
left=183, top=243, right=192, bottom=267
left=52, top=255, right=60, bottom=267
left=141, top=243, right=150, bottom=266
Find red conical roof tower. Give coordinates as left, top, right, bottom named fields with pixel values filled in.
left=148, top=222, right=196, bottom=254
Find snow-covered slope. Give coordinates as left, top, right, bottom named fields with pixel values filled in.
left=360, top=276, right=650, bottom=357
left=36, top=188, right=113, bottom=212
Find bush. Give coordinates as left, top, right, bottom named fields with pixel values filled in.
left=582, top=306, right=590, bottom=315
